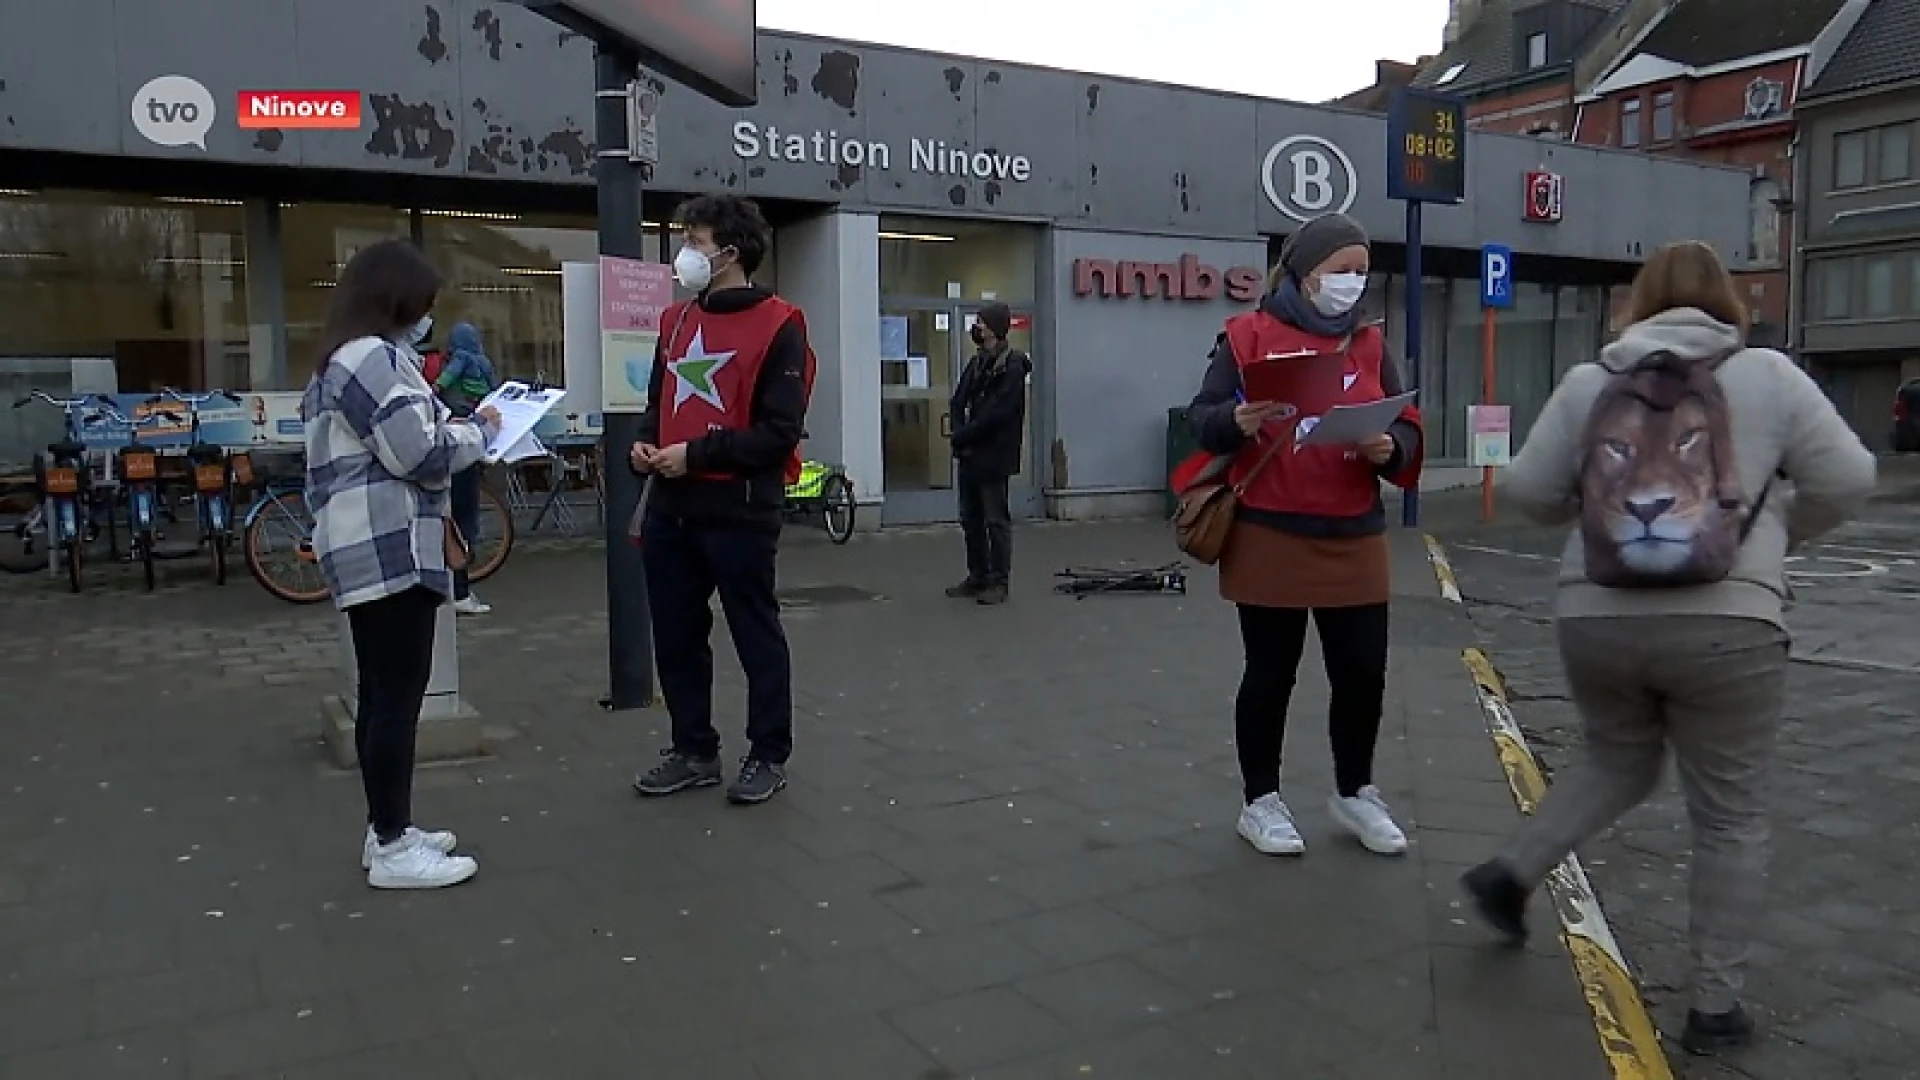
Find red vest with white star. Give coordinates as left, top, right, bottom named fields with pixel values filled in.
left=1218, top=314, right=1423, bottom=516
left=657, top=296, right=816, bottom=485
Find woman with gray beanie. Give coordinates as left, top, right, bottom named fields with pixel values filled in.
left=1184, top=211, right=1424, bottom=858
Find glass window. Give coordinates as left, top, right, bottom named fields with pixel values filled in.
left=420, top=209, right=597, bottom=385
left=878, top=216, right=1039, bottom=304
left=1835, top=131, right=1869, bottom=188
left=1526, top=33, right=1548, bottom=68
left=1553, top=286, right=1605, bottom=384
left=1749, top=179, right=1782, bottom=265
left=281, top=203, right=411, bottom=378
left=1445, top=281, right=1557, bottom=451
left=1865, top=256, right=1896, bottom=316
left=0, top=189, right=252, bottom=405
left=1652, top=91, right=1675, bottom=142
left=1879, top=124, right=1912, bottom=183
left=1818, top=259, right=1850, bottom=319
left=1620, top=99, right=1641, bottom=148
left=1378, top=274, right=1453, bottom=454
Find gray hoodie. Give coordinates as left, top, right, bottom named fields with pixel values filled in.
left=1502, top=306, right=1877, bottom=625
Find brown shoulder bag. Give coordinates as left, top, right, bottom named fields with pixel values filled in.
left=1172, top=435, right=1288, bottom=565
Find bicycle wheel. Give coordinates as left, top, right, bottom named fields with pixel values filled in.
left=822, top=473, right=856, bottom=545
left=0, top=491, right=48, bottom=573
left=244, top=491, right=329, bottom=604
left=467, top=482, right=515, bottom=583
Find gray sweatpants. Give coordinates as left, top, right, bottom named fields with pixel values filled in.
left=1502, top=614, right=1789, bottom=1015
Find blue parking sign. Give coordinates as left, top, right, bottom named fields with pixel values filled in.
left=1480, top=244, right=1513, bottom=310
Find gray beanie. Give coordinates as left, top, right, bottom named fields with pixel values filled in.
left=1279, top=212, right=1370, bottom=280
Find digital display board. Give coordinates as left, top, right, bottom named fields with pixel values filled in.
left=1386, top=89, right=1466, bottom=204
left=519, top=0, right=757, bottom=107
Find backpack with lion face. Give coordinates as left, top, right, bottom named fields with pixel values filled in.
left=1576, top=348, right=1771, bottom=588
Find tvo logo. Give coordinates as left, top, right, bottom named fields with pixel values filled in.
left=132, top=75, right=216, bottom=149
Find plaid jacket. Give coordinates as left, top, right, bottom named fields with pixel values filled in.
left=302, top=336, right=488, bottom=610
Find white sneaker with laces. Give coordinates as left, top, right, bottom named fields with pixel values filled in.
left=366, top=832, right=478, bottom=889
left=1237, top=793, right=1305, bottom=855
left=361, top=825, right=459, bottom=870
left=453, top=595, right=492, bottom=616
left=1329, top=786, right=1408, bottom=855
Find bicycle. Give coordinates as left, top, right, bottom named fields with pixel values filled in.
left=242, top=457, right=513, bottom=605
left=10, top=391, right=106, bottom=592
left=160, top=387, right=249, bottom=585
left=88, top=400, right=185, bottom=592
left=783, top=460, right=857, bottom=544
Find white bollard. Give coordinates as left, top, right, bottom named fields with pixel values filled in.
left=322, top=600, right=485, bottom=768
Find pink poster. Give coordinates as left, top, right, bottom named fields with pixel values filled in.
left=599, top=257, right=675, bottom=411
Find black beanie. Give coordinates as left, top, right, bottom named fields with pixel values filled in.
left=978, top=302, right=1012, bottom=339
left=1279, top=212, right=1370, bottom=280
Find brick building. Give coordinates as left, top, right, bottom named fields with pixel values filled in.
left=1570, top=0, right=1861, bottom=344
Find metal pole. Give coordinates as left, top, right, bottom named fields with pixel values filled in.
left=595, top=44, right=654, bottom=710
left=1401, top=201, right=1423, bottom=529
left=1481, top=305, right=1496, bottom=523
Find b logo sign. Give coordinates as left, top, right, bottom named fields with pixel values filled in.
left=1262, top=136, right=1358, bottom=223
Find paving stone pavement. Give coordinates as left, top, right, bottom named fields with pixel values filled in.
left=1431, top=465, right=1920, bottom=1080
left=0, top=518, right=1609, bottom=1079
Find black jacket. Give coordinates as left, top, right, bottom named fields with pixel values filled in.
left=634, top=286, right=809, bottom=531
left=950, top=346, right=1031, bottom=478
left=1187, top=311, right=1421, bottom=539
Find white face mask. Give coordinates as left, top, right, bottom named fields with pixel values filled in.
left=673, top=245, right=716, bottom=292
left=1311, top=272, right=1368, bottom=316
left=406, top=314, right=433, bottom=345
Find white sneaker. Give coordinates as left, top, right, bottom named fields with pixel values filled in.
left=366, top=833, right=478, bottom=890
left=453, top=595, right=492, bottom=616
left=361, top=824, right=459, bottom=870
left=1329, top=786, right=1408, bottom=855
left=1237, top=793, right=1305, bottom=855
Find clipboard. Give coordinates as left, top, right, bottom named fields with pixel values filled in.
left=1240, top=347, right=1348, bottom=404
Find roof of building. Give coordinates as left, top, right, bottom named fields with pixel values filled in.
left=1806, top=0, right=1920, bottom=98
left=1412, top=0, right=1625, bottom=95
left=1629, top=0, right=1847, bottom=69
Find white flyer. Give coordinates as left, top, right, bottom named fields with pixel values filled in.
left=1298, top=391, right=1417, bottom=446
left=476, top=381, right=566, bottom=463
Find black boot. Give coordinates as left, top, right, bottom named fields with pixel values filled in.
left=1460, top=859, right=1530, bottom=944
left=1681, top=1004, right=1754, bottom=1055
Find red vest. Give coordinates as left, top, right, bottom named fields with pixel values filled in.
left=1218, top=313, right=1423, bottom=517
left=657, top=296, right=816, bottom=485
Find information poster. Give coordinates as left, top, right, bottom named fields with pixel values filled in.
left=599, top=256, right=675, bottom=413
left=76, top=391, right=305, bottom=450
left=1468, top=404, right=1512, bottom=467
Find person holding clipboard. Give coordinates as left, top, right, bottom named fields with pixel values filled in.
left=1182, top=211, right=1423, bottom=860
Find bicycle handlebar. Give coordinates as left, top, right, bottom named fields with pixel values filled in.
left=12, top=390, right=100, bottom=411
left=158, top=387, right=245, bottom=407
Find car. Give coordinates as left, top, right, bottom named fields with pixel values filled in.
left=1897, top=378, right=1920, bottom=453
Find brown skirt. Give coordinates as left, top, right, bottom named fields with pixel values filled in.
left=1218, top=521, right=1390, bottom=609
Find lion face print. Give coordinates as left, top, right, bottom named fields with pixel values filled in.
left=1580, top=391, right=1728, bottom=575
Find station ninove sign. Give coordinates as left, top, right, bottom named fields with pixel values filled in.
left=516, top=0, right=758, bottom=106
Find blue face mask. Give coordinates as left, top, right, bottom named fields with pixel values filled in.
left=406, top=314, right=434, bottom=346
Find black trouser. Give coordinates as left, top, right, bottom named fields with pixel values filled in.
left=449, top=465, right=481, bottom=600
left=957, top=469, right=1012, bottom=585
left=1234, top=602, right=1390, bottom=803
left=346, top=586, right=440, bottom=843
left=643, top=512, right=793, bottom=764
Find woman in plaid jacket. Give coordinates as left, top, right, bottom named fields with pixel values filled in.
left=301, top=240, right=501, bottom=891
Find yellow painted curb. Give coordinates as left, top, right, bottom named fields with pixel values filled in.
left=1428, top=537, right=1674, bottom=1080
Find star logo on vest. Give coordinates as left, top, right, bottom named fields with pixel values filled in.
left=1342, top=372, right=1359, bottom=392
left=668, top=327, right=735, bottom=413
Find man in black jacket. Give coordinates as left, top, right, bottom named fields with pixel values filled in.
left=628, top=194, right=813, bottom=805
left=944, top=302, right=1030, bottom=606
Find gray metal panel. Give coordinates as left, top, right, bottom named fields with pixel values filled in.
left=0, top=0, right=129, bottom=154
left=111, top=0, right=308, bottom=163
left=456, top=0, right=597, bottom=180
left=1077, top=77, right=1259, bottom=235
left=697, top=37, right=878, bottom=202
left=971, top=62, right=1078, bottom=219
left=299, top=0, right=465, bottom=175
left=855, top=48, right=973, bottom=211
left=1047, top=229, right=1269, bottom=490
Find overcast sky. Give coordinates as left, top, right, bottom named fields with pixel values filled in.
left=757, top=0, right=1452, bottom=104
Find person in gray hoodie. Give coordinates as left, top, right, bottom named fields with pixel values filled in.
left=1459, top=241, right=1877, bottom=1055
